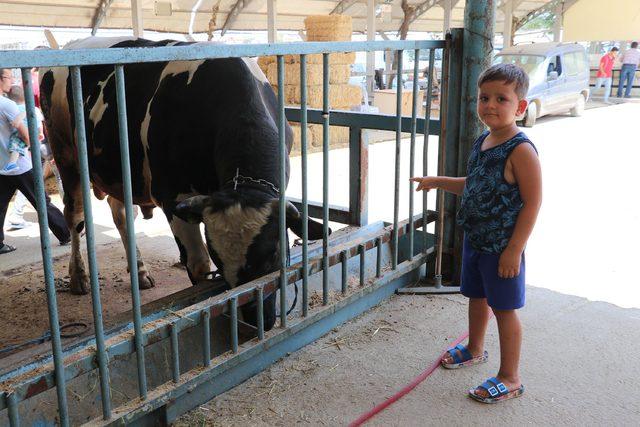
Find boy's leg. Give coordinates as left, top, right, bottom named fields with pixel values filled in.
left=471, top=308, right=522, bottom=397
left=441, top=298, right=490, bottom=364
left=442, top=238, right=489, bottom=364
left=466, top=298, right=491, bottom=356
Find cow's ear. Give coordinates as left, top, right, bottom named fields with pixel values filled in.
left=174, top=195, right=211, bottom=224
left=283, top=201, right=330, bottom=240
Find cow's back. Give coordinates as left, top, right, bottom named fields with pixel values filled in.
left=40, top=37, right=290, bottom=208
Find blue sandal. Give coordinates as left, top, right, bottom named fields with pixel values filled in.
left=468, top=377, right=525, bottom=404
left=441, top=344, right=488, bottom=369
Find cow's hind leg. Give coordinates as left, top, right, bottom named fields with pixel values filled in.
left=106, top=196, right=155, bottom=289
left=59, top=169, right=89, bottom=294
left=165, top=212, right=210, bottom=285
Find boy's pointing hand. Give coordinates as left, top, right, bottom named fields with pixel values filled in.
left=410, top=176, right=438, bottom=192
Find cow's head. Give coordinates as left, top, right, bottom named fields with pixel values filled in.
left=174, top=190, right=326, bottom=329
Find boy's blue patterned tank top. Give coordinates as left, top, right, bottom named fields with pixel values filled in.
left=456, top=131, right=537, bottom=254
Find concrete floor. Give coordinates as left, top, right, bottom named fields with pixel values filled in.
left=177, top=100, right=640, bottom=425
left=3, top=100, right=640, bottom=424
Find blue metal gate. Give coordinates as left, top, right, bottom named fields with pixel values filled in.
left=0, top=34, right=461, bottom=426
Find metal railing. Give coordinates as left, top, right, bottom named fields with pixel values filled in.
left=0, top=38, right=446, bottom=425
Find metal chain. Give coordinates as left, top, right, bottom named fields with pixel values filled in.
left=226, top=169, right=280, bottom=195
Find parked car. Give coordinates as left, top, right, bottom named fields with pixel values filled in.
left=494, top=42, right=590, bottom=127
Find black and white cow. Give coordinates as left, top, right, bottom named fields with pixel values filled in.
left=40, top=37, right=323, bottom=330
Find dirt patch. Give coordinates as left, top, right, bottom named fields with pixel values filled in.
left=0, top=241, right=191, bottom=361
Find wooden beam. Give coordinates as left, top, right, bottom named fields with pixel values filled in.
left=220, top=0, right=255, bottom=36
left=91, top=0, right=115, bottom=36
left=267, top=0, right=277, bottom=42
left=131, top=0, right=144, bottom=37
left=406, top=0, right=439, bottom=29
left=330, top=0, right=359, bottom=15
left=514, top=0, right=560, bottom=32
left=498, top=0, right=525, bottom=13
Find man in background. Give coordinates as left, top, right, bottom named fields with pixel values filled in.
left=616, top=41, right=639, bottom=99
left=594, top=47, right=618, bottom=104
left=0, top=68, right=69, bottom=254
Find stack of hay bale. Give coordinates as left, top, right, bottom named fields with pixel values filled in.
left=258, top=15, right=362, bottom=153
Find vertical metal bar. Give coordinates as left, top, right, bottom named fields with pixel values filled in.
left=392, top=50, right=403, bottom=270
left=170, top=323, right=180, bottom=383
left=277, top=55, right=287, bottom=328
left=70, top=66, right=112, bottom=420
left=408, top=49, right=420, bottom=261
left=230, top=297, right=239, bottom=353
left=376, top=237, right=382, bottom=278
left=20, top=68, right=70, bottom=427
left=202, top=309, right=211, bottom=366
left=422, top=49, right=436, bottom=262
left=300, top=54, right=309, bottom=318
left=359, top=244, right=366, bottom=287
left=341, top=250, right=348, bottom=294
left=114, top=65, right=147, bottom=399
left=349, top=126, right=368, bottom=226
left=256, top=287, right=265, bottom=340
left=435, top=40, right=452, bottom=287
left=7, top=392, right=19, bottom=427
left=322, top=53, right=330, bottom=305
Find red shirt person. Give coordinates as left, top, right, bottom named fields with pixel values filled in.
left=595, top=47, right=618, bottom=103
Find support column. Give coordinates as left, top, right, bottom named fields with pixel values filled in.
left=366, top=0, right=376, bottom=98
left=503, top=0, right=513, bottom=48
left=448, top=0, right=495, bottom=283
left=553, top=0, right=563, bottom=42
left=442, top=0, right=452, bottom=34
left=131, top=0, right=143, bottom=38
left=267, top=0, right=277, bottom=43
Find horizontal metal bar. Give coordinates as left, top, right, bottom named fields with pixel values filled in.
left=288, top=197, right=350, bottom=224
left=0, top=213, right=438, bottom=409
left=99, top=249, right=435, bottom=426
left=0, top=40, right=446, bottom=69
left=285, top=108, right=441, bottom=136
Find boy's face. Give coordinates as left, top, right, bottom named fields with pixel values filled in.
left=477, top=80, right=528, bottom=130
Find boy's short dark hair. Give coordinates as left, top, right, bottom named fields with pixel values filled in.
left=8, top=85, right=25, bottom=103
left=632, top=41, right=639, bottom=49
left=611, top=47, right=619, bottom=52
left=477, top=63, right=529, bottom=100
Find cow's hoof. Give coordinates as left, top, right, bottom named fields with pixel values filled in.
left=69, top=277, right=90, bottom=295
left=139, top=273, right=156, bottom=289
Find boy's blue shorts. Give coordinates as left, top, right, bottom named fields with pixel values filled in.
left=460, top=237, right=525, bottom=310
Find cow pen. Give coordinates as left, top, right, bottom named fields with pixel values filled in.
left=0, top=30, right=472, bottom=426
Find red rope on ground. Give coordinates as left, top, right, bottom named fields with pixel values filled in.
left=349, top=313, right=494, bottom=427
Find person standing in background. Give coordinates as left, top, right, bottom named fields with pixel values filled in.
left=594, top=47, right=618, bottom=104
left=616, top=42, right=640, bottom=98
left=0, top=68, right=69, bottom=254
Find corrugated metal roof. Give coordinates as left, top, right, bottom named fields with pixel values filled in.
left=0, top=0, right=552, bottom=35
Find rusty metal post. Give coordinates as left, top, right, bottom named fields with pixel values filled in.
left=448, top=0, right=496, bottom=282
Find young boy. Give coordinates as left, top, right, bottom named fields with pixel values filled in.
left=411, top=63, right=542, bottom=403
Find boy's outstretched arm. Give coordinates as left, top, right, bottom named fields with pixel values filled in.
left=499, top=143, right=542, bottom=278
left=410, top=176, right=466, bottom=196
